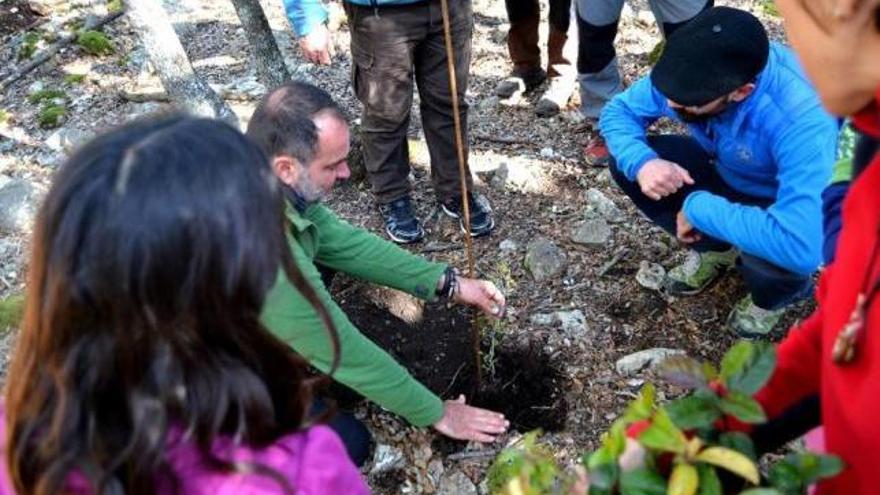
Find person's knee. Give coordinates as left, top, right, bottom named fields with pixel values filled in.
left=738, top=253, right=814, bottom=309
left=576, top=17, right=618, bottom=74
left=329, top=412, right=374, bottom=467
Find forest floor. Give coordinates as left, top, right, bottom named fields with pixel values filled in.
left=0, top=0, right=805, bottom=493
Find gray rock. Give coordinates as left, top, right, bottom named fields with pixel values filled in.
left=475, top=96, right=499, bottom=113
left=570, top=218, right=612, bottom=246
left=539, top=147, right=556, bottom=158
left=437, top=470, right=477, bottom=495
left=525, top=237, right=567, bottom=281
left=35, top=151, right=62, bottom=168
left=499, top=238, right=519, bottom=252
left=635, top=261, right=666, bottom=291
left=584, top=188, right=623, bottom=223
left=557, top=309, right=588, bottom=336
left=531, top=310, right=588, bottom=336
left=370, top=444, right=405, bottom=474
left=27, top=81, right=44, bottom=96
left=45, top=127, right=93, bottom=153
left=615, top=348, right=686, bottom=376
left=491, top=160, right=540, bottom=191
left=428, top=459, right=445, bottom=487
left=0, top=180, right=41, bottom=233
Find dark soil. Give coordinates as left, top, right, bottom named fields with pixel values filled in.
left=0, top=0, right=42, bottom=38
left=330, top=275, right=569, bottom=435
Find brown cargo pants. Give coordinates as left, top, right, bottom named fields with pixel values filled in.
left=345, top=0, right=474, bottom=205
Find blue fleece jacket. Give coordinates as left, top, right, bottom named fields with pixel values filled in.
left=283, top=0, right=424, bottom=37
left=599, top=43, right=838, bottom=275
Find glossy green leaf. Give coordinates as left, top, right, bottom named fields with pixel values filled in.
left=720, top=341, right=754, bottom=381
left=666, top=395, right=722, bottom=430
left=718, top=432, right=757, bottom=461
left=728, top=342, right=777, bottom=395
left=697, top=464, right=722, bottom=495
left=620, top=468, right=667, bottom=495
left=638, top=409, right=687, bottom=454
left=624, top=384, right=657, bottom=422
left=719, top=391, right=767, bottom=424
left=668, top=463, right=699, bottom=495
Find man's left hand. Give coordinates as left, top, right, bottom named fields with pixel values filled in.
left=676, top=210, right=702, bottom=244
left=455, top=278, right=506, bottom=318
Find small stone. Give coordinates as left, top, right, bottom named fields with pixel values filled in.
left=476, top=96, right=499, bottom=113
left=556, top=309, right=587, bottom=336
left=437, top=470, right=477, bottom=495
left=539, top=147, right=555, bottom=158
left=570, top=218, right=612, bottom=246
left=45, top=127, right=92, bottom=153
left=27, top=81, right=45, bottom=95
left=0, top=180, right=41, bottom=233
left=370, top=444, right=405, bottom=474
left=615, top=348, right=686, bottom=376
left=584, top=188, right=623, bottom=223
left=499, top=238, right=519, bottom=252
left=428, top=459, right=445, bottom=486
left=530, top=313, right=554, bottom=326
left=525, top=237, right=567, bottom=281
left=635, top=261, right=666, bottom=291
left=491, top=160, right=541, bottom=191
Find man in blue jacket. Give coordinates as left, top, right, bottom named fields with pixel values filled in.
left=282, top=0, right=495, bottom=244
left=599, top=7, right=837, bottom=337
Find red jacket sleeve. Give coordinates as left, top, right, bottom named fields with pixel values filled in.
left=754, top=268, right=829, bottom=419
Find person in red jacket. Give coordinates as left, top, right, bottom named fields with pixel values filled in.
left=749, top=0, right=880, bottom=492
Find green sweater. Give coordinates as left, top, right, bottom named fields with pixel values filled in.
left=261, top=201, right=447, bottom=426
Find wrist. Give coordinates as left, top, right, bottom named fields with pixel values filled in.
left=436, top=267, right=459, bottom=299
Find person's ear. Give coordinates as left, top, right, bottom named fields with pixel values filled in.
left=272, top=155, right=301, bottom=187
left=729, top=83, right=756, bottom=102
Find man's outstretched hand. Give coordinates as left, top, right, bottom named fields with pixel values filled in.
left=299, top=24, right=333, bottom=65
left=433, top=395, right=509, bottom=442
left=636, top=158, right=694, bottom=200
left=455, top=278, right=506, bottom=318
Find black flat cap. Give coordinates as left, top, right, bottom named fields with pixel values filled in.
left=651, top=6, right=770, bottom=106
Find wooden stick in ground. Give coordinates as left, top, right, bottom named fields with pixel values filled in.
left=0, top=10, right=124, bottom=93
left=439, top=0, right=482, bottom=387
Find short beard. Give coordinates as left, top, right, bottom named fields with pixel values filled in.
left=292, top=173, right=326, bottom=203
left=673, top=108, right=712, bottom=123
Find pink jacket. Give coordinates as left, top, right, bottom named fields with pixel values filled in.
left=0, top=410, right=370, bottom=494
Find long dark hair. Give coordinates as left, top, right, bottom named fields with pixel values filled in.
left=5, top=115, right=338, bottom=494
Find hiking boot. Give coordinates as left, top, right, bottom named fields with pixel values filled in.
left=535, top=75, right=577, bottom=117
left=663, top=248, right=738, bottom=296
left=584, top=134, right=611, bottom=167
left=727, top=294, right=785, bottom=338
left=440, top=193, right=495, bottom=237
left=495, top=67, right=547, bottom=99
left=379, top=196, right=425, bottom=244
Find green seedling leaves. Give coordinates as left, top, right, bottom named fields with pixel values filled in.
left=718, top=432, right=757, bottom=462
left=695, top=447, right=760, bottom=485
left=669, top=463, right=699, bottom=495
left=728, top=343, right=776, bottom=395
left=589, top=462, right=621, bottom=493
left=638, top=409, right=687, bottom=454
left=720, top=341, right=754, bottom=381
left=666, top=395, right=721, bottom=430
left=769, top=453, right=845, bottom=493
left=719, top=391, right=767, bottom=424
left=620, top=468, right=666, bottom=495
left=659, top=356, right=708, bottom=390
left=623, top=384, right=656, bottom=423
left=488, top=430, right=560, bottom=495
left=697, top=464, right=721, bottom=495
left=739, top=490, right=782, bottom=495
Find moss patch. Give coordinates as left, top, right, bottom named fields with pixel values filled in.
left=761, top=0, right=780, bottom=17
left=28, top=88, right=67, bottom=104
left=0, top=294, right=24, bottom=331
left=648, top=40, right=665, bottom=66
left=17, top=32, right=40, bottom=60
left=38, top=104, right=67, bottom=128
left=77, top=30, right=114, bottom=56
left=64, top=73, right=87, bottom=85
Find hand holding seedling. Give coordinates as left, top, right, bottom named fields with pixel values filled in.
left=455, top=277, right=507, bottom=318
left=433, top=394, right=509, bottom=442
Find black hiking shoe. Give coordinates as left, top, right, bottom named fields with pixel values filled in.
left=495, top=67, right=547, bottom=98
left=379, top=196, right=425, bottom=244
left=440, top=193, right=495, bottom=237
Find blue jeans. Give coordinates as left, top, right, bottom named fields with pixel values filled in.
left=610, top=134, right=812, bottom=310
left=310, top=399, right=373, bottom=467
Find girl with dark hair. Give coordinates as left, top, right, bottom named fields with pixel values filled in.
left=0, top=115, right=369, bottom=494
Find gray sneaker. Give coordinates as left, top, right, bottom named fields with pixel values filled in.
left=727, top=294, right=785, bottom=338
left=663, top=248, right=738, bottom=296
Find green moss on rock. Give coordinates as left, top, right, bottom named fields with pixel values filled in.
left=0, top=294, right=24, bottom=331
left=38, top=105, right=67, bottom=129
left=77, top=30, right=115, bottom=56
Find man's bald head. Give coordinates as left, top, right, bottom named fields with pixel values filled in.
left=246, top=82, right=347, bottom=166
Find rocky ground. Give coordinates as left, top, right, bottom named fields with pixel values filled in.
left=0, top=0, right=805, bottom=493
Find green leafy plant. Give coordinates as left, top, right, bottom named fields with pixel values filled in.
left=488, top=342, right=844, bottom=495
left=648, top=41, right=665, bottom=66
left=488, top=431, right=567, bottom=495
left=77, top=30, right=115, bottom=56
left=107, top=0, right=124, bottom=13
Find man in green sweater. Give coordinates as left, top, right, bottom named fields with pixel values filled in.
left=248, top=82, right=509, bottom=464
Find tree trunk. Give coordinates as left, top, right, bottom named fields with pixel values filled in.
left=229, top=0, right=290, bottom=89
left=123, top=0, right=236, bottom=124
